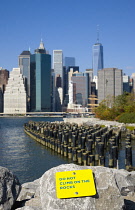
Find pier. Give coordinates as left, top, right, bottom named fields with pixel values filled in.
left=24, top=121, right=134, bottom=170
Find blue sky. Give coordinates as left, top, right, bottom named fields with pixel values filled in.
left=0, top=0, right=135, bottom=76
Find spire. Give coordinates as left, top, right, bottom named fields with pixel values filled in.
left=39, top=39, right=45, bottom=50
left=97, top=25, right=99, bottom=43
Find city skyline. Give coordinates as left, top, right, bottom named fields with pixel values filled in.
left=92, top=42, right=104, bottom=76
left=0, top=0, right=135, bottom=76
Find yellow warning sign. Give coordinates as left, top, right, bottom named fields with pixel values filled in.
left=55, top=169, right=96, bottom=199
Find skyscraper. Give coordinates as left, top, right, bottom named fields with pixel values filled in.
left=92, top=32, right=104, bottom=76
left=65, top=66, right=79, bottom=96
left=0, top=68, right=9, bottom=112
left=98, top=68, right=123, bottom=103
left=30, top=40, right=51, bottom=112
left=65, top=57, right=75, bottom=69
left=0, top=68, right=9, bottom=92
left=19, top=50, right=31, bottom=110
left=71, top=72, right=89, bottom=107
left=19, top=51, right=31, bottom=94
left=53, top=50, right=63, bottom=111
left=53, top=50, right=63, bottom=85
left=123, top=74, right=131, bottom=93
left=4, top=68, right=26, bottom=114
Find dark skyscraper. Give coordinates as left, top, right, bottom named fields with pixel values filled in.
left=0, top=68, right=9, bottom=112
left=19, top=50, right=31, bottom=96
left=65, top=57, right=75, bottom=69
left=30, top=40, right=51, bottom=111
left=19, top=50, right=31, bottom=110
left=0, top=68, right=9, bottom=92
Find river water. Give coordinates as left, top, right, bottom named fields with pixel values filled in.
left=0, top=117, right=135, bottom=184
left=0, top=117, right=69, bottom=184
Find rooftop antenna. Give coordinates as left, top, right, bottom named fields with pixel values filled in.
left=97, top=25, right=99, bottom=43
left=41, top=33, right=43, bottom=42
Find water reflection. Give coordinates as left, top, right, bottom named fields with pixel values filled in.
left=0, top=117, right=67, bottom=184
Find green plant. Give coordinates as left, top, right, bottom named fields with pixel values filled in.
left=117, top=113, right=135, bottom=123
left=125, top=126, right=135, bottom=131
left=95, top=92, right=135, bottom=123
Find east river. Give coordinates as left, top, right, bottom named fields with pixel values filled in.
left=0, top=117, right=135, bottom=184
left=0, top=117, right=69, bottom=184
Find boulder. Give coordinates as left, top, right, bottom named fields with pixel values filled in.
left=16, top=207, right=41, bottom=210
left=113, top=169, right=135, bottom=196
left=16, top=178, right=41, bottom=209
left=40, top=164, right=125, bottom=210
left=14, top=164, right=135, bottom=210
left=17, top=178, right=40, bottom=201
left=0, top=166, right=21, bottom=210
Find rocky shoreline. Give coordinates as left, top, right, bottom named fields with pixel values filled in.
left=64, top=117, right=135, bottom=128
left=1, top=164, right=135, bottom=210
left=1, top=118, right=135, bottom=210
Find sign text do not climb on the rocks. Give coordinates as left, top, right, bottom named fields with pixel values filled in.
left=55, top=169, right=96, bottom=199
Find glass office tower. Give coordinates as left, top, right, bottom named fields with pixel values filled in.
left=30, top=40, right=51, bottom=112
left=92, top=43, right=104, bottom=76
left=65, top=57, right=75, bottom=69
left=53, top=50, right=63, bottom=86
left=19, top=51, right=31, bottom=96
left=19, top=51, right=31, bottom=110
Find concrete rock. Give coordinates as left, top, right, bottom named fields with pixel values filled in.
left=40, top=164, right=125, bottom=210
left=13, top=164, right=135, bottom=210
left=17, top=178, right=40, bottom=201
left=16, top=178, right=41, bottom=209
left=16, top=207, right=41, bottom=210
left=114, top=169, right=135, bottom=196
left=0, top=166, right=21, bottom=210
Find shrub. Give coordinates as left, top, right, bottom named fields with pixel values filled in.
left=117, top=112, right=135, bottom=123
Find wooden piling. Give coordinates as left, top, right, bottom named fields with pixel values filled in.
left=125, top=145, right=132, bottom=170
left=89, top=155, right=95, bottom=166
left=68, top=147, right=72, bottom=159
left=72, top=148, right=77, bottom=162
left=64, top=145, right=68, bottom=157
left=82, top=152, right=88, bottom=166
left=77, top=150, right=82, bottom=164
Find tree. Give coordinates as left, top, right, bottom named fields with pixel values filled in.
left=94, top=92, right=135, bottom=122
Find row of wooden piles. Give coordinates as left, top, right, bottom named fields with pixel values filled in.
left=24, top=121, right=133, bottom=170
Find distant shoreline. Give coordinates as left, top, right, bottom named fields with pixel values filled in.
left=0, top=115, right=63, bottom=118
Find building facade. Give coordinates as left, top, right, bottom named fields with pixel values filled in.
left=53, top=50, right=63, bottom=86
left=18, top=50, right=31, bottom=110
left=0, top=89, right=3, bottom=113
left=71, top=72, right=89, bottom=107
left=53, top=50, right=63, bottom=111
left=0, top=68, right=9, bottom=112
left=92, top=42, right=104, bottom=76
left=98, top=68, right=123, bottom=103
left=30, top=40, right=51, bottom=112
left=123, top=74, right=131, bottom=93
left=4, top=68, right=26, bottom=114
left=65, top=66, right=79, bottom=98
left=131, top=73, right=135, bottom=93
left=0, top=68, right=9, bottom=92
left=65, top=57, right=75, bottom=69
left=85, top=69, right=93, bottom=81
left=19, top=51, right=31, bottom=95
